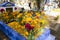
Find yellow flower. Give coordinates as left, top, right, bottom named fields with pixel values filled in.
left=2, top=13, right=8, bottom=17
left=31, top=24, right=35, bottom=28
left=3, top=14, right=6, bottom=16
left=21, top=19, right=26, bottom=24
left=26, top=17, right=32, bottom=22
left=24, top=11, right=28, bottom=14
left=39, top=20, right=45, bottom=24
left=25, top=13, right=32, bottom=17
left=33, top=20, right=37, bottom=24
left=25, top=31, right=28, bottom=36
left=8, top=22, right=19, bottom=28
left=17, top=13, right=22, bottom=18
left=36, top=13, right=40, bottom=16
left=23, top=16, right=25, bottom=19
left=35, top=19, right=39, bottom=22
left=43, top=15, right=47, bottom=19
left=11, top=11, right=19, bottom=16
left=5, top=16, right=9, bottom=19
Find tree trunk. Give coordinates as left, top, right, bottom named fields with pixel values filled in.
left=36, top=0, right=40, bottom=10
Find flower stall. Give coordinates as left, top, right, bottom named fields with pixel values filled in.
left=0, top=11, right=55, bottom=40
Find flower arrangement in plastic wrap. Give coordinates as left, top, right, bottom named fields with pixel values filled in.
left=8, top=11, right=48, bottom=40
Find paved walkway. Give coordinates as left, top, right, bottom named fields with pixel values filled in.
left=45, top=8, right=60, bottom=17
left=0, top=30, right=9, bottom=40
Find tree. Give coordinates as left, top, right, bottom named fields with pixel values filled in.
left=10, top=0, right=14, bottom=2
left=36, top=0, right=44, bottom=10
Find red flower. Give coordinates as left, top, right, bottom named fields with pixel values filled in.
left=15, top=7, right=17, bottom=10
left=25, top=23, right=34, bottom=32
left=0, top=9, right=5, bottom=12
